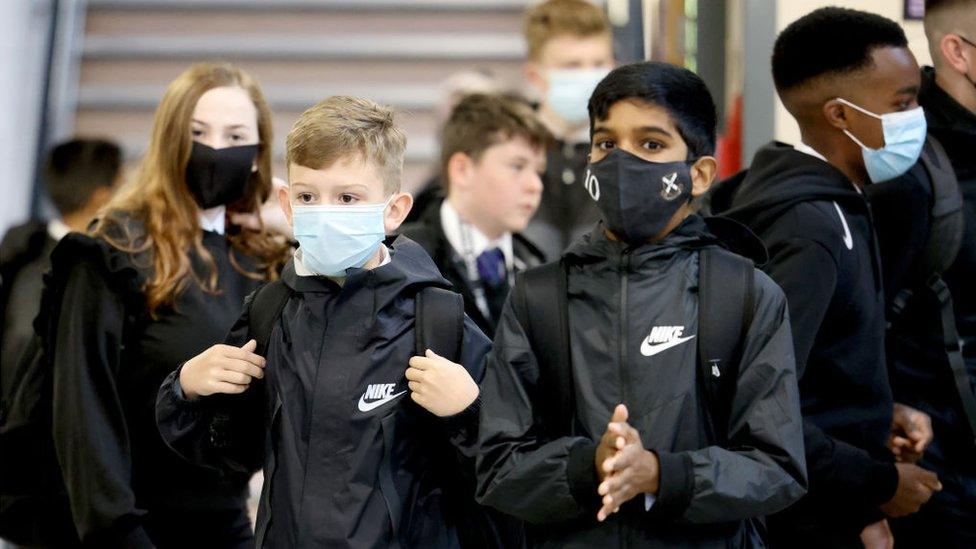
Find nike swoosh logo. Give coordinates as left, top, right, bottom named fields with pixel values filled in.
left=640, top=335, right=696, bottom=357
left=833, top=202, right=854, bottom=250
left=357, top=390, right=407, bottom=413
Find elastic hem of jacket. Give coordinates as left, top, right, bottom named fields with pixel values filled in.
left=170, top=363, right=202, bottom=408
left=440, top=394, right=482, bottom=435
left=567, top=439, right=599, bottom=509
left=650, top=450, right=694, bottom=519
left=95, top=518, right=153, bottom=549
left=865, top=459, right=899, bottom=506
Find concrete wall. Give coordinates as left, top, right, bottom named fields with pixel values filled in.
left=0, top=0, right=50, bottom=236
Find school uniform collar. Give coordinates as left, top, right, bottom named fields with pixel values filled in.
left=199, top=205, right=226, bottom=234
left=439, top=198, right=514, bottom=271
left=47, top=218, right=71, bottom=241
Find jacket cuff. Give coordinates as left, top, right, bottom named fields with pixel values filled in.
left=649, top=450, right=694, bottom=519
left=118, top=525, right=154, bottom=549
left=440, top=394, right=481, bottom=435
left=169, top=363, right=198, bottom=406
left=567, top=440, right=599, bottom=509
left=98, top=516, right=153, bottom=549
left=865, top=460, right=899, bottom=507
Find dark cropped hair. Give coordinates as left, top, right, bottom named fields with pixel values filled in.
left=772, top=7, right=908, bottom=93
left=588, top=61, right=717, bottom=159
left=924, top=0, right=976, bottom=16
left=43, top=138, right=122, bottom=215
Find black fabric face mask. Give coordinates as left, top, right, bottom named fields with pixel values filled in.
left=185, top=141, right=259, bottom=209
left=584, top=148, right=693, bottom=243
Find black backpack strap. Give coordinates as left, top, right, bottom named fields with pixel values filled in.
left=915, top=136, right=964, bottom=278
left=697, top=247, right=755, bottom=446
left=415, top=286, right=464, bottom=362
left=246, top=280, right=292, bottom=356
left=513, top=260, right=572, bottom=438
left=928, top=277, right=976, bottom=445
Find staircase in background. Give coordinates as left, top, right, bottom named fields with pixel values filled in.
left=73, top=0, right=532, bottom=192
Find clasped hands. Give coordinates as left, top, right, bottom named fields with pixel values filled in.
left=594, top=404, right=660, bottom=522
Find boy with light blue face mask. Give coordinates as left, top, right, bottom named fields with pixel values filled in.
left=155, top=96, right=507, bottom=548
left=521, top=0, right=616, bottom=259
left=709, top=7, right=940, bottom=548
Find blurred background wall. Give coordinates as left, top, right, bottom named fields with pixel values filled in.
left=0, top=0, right=936, bottom=237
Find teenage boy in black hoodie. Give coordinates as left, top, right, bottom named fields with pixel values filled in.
left=475, top=61, right=807, bottom=548
left=867, top=1, right=976, bottom=546
left=156, top=96, right=492, bottom=548
left=709, top=8, right=940, bottom=548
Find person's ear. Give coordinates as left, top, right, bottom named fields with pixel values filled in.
left=940, top=34, right=972, bottom=75
left=822, top=98, right=851, bottom=131
left=384, top=192, right=414, bottom=234
left=689, top=156, right=718, bottom=198
left=447, top=152, right=474, bottom=194
left=524, top=61, right=548, bottom=95
left=277, top=184, right=293, bottom=227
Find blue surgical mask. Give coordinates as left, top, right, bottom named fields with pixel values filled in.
left=836, top=97, right=927, bottom=183
left=545, top=68, right=610, bottom=125
left=291, top=198, right=390, bottom=277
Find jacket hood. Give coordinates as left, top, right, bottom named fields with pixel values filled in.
left=710, top=142, right=865, bottom=234
left=281, top=235, right=451, bottom=297
left=920, top=66, right=976, bottom=136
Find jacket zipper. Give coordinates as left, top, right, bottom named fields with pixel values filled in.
left=618, top=250, right=632, bottom=422
left=618, top=248, right=631, bottom=548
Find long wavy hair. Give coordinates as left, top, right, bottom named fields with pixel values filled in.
left=91, top=63, right=290, bottom=316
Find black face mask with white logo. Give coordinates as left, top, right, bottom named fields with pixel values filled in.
left=185, top=141, right=259, bottom=209
left=583, top=148, right=693, bottom=243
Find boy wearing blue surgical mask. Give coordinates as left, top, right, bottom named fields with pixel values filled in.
left=709, top=7, right=939, bottom=548
left=156, top=96, right=500, bottom=548
left=521, top=0, right=615, bottom=258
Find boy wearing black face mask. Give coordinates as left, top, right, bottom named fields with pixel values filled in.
left=474, top=61, right=807, bottom=548
left=708, top=8, right=940, bottom=548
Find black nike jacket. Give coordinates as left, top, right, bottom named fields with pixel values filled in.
left=156, top=237, right=493, bottom=548
left=475, top=215, right=807, bottom=548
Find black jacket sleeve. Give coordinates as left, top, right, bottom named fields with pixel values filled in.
left=434, top=316, right=492, bottom=448
left=50, top=250, right=154, bottom=548
left=763, top=236, right=898, bottom=508
left=650, top=270, right=808, bottom=523
left=474, top=297, right=599, bottom=524
left=155, top=292, right=266, bottom=476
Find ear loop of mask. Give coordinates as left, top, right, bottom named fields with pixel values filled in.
left=835, top=98, right=881, bottom=151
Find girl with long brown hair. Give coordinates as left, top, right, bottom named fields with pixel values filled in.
left=45, top=63, right=289, bottom=547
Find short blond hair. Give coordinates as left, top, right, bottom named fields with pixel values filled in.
left=524, top=0, right=612, bottom=60
left=286, top=96, right=406, bottom=193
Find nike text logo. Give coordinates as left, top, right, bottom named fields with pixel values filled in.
left=640, top=326, right=696, bottom=357
left=358, top=383, right=407, bottom=412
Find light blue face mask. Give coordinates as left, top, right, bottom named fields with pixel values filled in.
left=546, top=68, right=610, bottom=125
left=836, top=97, right=927, bottom=183
left=291, top=198, right=390, bottom=277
